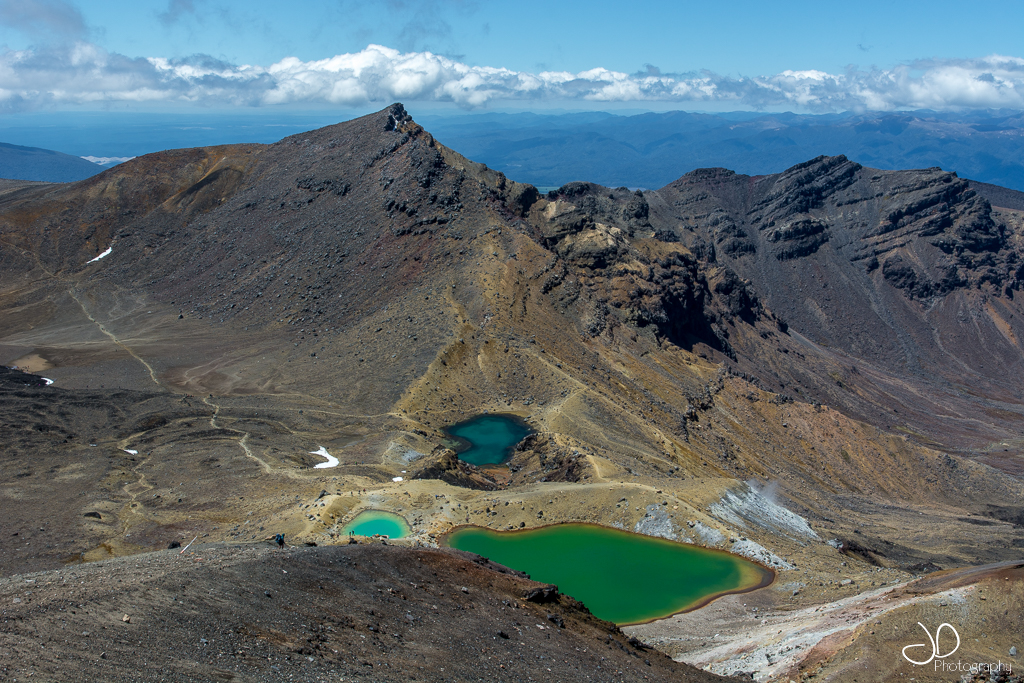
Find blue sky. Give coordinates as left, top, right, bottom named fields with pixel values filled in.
left=0, top=0, right=1022, bottom=113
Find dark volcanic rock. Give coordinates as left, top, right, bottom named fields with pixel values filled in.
left=649, top=155, right=1024, bottom=436
left=765, top=216, right=829, bottom=260
left=2, top=104, right=1024, bottom=585
left=0, top=543, right=725, bottom=683
left=0, top=366, right=49, bottom=388
left=525, top=584, right=560, bottom=603
left=508, top=433, right=590, bottom=484
left=970, top=179, right=1024, bottom=211
left=411, top=447, right=500, bottom=490
left=527, top=181, right=768, bottom=355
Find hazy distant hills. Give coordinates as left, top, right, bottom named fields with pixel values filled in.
left=0, top=141, right=104, bottom=182
left=420, top=109, right=1024, bottom=192
left=2, top=108, right=1023, bottom=191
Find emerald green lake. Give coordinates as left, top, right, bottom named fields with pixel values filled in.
left=341, top=510, right=411, bottom=539
left=445, top=524, right=772, bottom=625
left=443, top=414, right=533, bottom=466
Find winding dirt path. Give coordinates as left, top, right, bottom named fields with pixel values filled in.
left=67, top=288, right=162, bottom=388
left=201, top=395, right=284, bottom=477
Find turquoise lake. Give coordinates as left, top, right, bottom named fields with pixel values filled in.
left=341, top=510, right=411, bottom=539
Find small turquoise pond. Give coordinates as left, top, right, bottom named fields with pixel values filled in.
left=443, top=414, right=533, bottom=466
left=341, top=510, right=411, bottom=539
left=445, top=523, right=773, bottom=625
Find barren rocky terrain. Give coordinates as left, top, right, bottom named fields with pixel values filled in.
left=1, top=104, right=1023, bottom=681
left=2, top=541, right=728, bottom=682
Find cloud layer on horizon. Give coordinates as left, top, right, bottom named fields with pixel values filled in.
left=0, top=43, right=1022, bottom=112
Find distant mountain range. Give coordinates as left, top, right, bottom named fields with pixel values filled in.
left=2, top=109, right=1023, bottom=190
left=420, top=109, right=1024, bottom=192
left=3, top=108, right=1022, bottom=190
left=0, top=141, right=108, bottom=183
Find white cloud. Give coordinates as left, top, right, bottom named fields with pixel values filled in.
left=0, top=43, right=1022, bottom=112
left=82, top=155, right=134, bottom=166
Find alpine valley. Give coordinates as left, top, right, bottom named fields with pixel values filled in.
left=1, top=104, right=1022, bottom=683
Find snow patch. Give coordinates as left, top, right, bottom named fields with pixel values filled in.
left=123, top=449, right=138, bottom=455
left=86, top=247, right=113, bottom=264
left=310, top=446, right=338, bottom=469
left=392, top=476, right=404, bottom=482
left=42, top=378, right=53, bottom=385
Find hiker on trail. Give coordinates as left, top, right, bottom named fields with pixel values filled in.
left=274, top=533, right=284, bottom=547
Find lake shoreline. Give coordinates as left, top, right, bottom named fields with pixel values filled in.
left=441, top=521, right=777, bottom=626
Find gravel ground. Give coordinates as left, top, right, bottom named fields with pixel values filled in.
left=0, top=541, right=730, bottom=683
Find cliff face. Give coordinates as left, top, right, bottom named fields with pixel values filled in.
left=631, top=156, right=1024, bottom=460
left=523, top=182, right=766, bottom=357
left=651, top=155, right=1023, bottom=362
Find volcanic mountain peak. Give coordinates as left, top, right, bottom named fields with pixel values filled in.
left=3, top=104, right=1024, bottom=456
left=2, top=103, right=1024, bottom=681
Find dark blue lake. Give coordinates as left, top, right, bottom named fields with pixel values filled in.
left=444, top=414, right=533, bottom=466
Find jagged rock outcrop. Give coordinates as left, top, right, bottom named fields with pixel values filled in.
left=411, top=447, right=500, bottom=490
left=507, top=433, right=589, bottom=484
left=650, top=155, right=1024, bottom=365
left=525, top=182, right=771, bottom=354
left=658, top=156, right=1017, bottom=301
